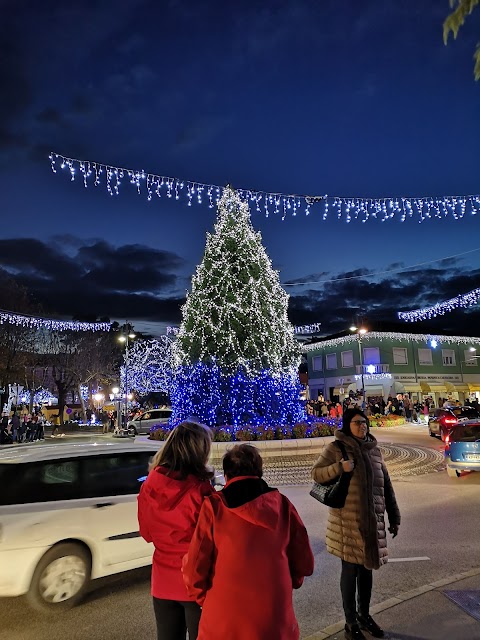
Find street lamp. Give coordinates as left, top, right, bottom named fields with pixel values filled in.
left=118, top=329, right=136, bottom=428
left=350, top=326, right=368, bottom=409
left=93, top=392, right=104, bottom=410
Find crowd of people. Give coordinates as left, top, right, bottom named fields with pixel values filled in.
left=138, top=410, right=400, bottom=640
left=0, top=409, right=47, bottom=444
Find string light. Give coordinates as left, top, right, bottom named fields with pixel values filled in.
left=50, top=153, right=323, bottom=218
left=120, top=338, right=173, bottom=394
left=49, top=152, right=480, bottom=222
left=294, top=322, right=322, bottom=334
left=0, top=310, right=111, bottom=332
left=170, top=363, right=304, bottom=428
left=398, top=287, right=480, bottom=322
left=354, top=373, right=392, bottom=381
left=303, top=331, right=480, bottom=351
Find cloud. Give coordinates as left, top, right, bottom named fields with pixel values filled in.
left=287, top=264, right=480, bottom=337
left=0, top=237, right=187, bottom=323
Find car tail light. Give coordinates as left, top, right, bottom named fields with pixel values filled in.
left=443, top=417, right=458, bottom=425
left=445, top=434, right=450, bottom=445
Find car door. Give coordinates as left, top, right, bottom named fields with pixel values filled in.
left=82, top=451, right=155, bottom=571
left=0, top=458, right=88, bottom=550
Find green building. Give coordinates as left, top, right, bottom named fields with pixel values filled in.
left=304, top=331, right=480, bottom=405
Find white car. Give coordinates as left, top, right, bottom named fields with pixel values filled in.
left=127, top=408, right=172, bottom=435
left=0, top=442, right=158, bottom=613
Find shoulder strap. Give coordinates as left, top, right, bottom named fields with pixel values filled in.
left=335, top=440, right=349, bottom=460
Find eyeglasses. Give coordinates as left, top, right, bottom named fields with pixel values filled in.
left=351, top=420, right=367, bottom=426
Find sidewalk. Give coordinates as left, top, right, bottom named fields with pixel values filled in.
left=305, top=568, right=480, bottom=640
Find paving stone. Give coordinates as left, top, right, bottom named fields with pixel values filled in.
left=211, top=444, right=444, bottom=486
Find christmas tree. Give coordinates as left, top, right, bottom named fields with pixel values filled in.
left=171, top=186, right=304, bottom=427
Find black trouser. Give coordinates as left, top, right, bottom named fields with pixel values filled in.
left=152, top=597, right=201, bottom=640
left=340, top=560, right=373, bottom=625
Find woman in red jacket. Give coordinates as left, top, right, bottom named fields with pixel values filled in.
left=182, top=444, right=314, bottom=640
left=137, top=421, right=214, bottom=640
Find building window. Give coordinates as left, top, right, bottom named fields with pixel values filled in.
left=312, top=356, right=323, bottom=371
left=362, top=347, right=380, bottom=365
left=341, top=350, right=354, bottom=368
left=326, top=353, right=337, bottom=370
left=465, top=349, right=477, bottom=366
left=393, top=347, right=408, bottom=365
left=418, top=348, right=433, bottom=365
left=442, top=349, right=456, bottom=366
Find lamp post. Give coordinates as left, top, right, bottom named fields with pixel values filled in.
left=118, top=328, right=136, bottom=428
left=350, top=326, right=368, bottom=409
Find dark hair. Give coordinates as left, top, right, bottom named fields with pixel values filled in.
left=223, top=444, right=263, bottom=479
left=150, top=421, right=213, bottom=481
left=341, top=408, right=370, bottom=437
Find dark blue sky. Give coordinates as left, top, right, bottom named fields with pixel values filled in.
left=1, top=0, right=480, bottom=336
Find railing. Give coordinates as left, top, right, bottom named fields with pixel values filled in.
left=356, top=363, right=390, bottom=375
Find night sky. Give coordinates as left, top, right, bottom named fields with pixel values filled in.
left=1, top=0, right=480, bottom=337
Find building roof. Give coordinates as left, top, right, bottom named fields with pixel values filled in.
left=303, top=329, right=480, bottom=352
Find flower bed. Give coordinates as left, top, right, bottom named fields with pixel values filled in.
left=149, top=417, right=340, bottom=442
left=368, top=413, right=405, bottom=428
left=148, top=412, right=405, bottom=442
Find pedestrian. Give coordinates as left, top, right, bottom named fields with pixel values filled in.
left=183, top=443, right=314, bottom=640
left=51, top=412, right=61, bottom=437
left=35, top=412, right=45, bottom=440
left=101, top=411, right=110, bottom=434
left=137, top=421, right=215, bottom=640
left=10, top=412, right=20, bottom=443
left=311, top=408, right=401, bottom=639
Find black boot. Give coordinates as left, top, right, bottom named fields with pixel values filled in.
left=344, top=623, right=366, bottom=640
left=357, top=613, right=385, bottom=638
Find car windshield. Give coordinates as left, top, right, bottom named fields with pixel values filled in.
left=451, top=425, right=480, bottom=441
left=451, top=407, right=480, bottom=419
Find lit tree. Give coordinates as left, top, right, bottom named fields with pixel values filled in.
left=171, top=186, right=304, bottom=427
left=121, top=337, right=174, bottom=395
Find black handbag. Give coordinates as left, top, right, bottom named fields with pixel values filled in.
left=310, top=441, right=352, bottom=508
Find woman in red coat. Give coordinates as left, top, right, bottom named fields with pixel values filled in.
left=137, top=421, right=214, bottom=640
left=182, top=444, right=314, bottom=640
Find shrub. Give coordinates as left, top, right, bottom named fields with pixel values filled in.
left=149, top=425, right=171, bottom=440
left=292, top=422, right=308, bottom=439
left=213, top=426, right=233, bottom=442
left=235, top=426, right=256, bottom=441
left=255, top=425, right=276, bottom=440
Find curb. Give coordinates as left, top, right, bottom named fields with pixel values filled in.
left=134, top=435, right=334, bottom=457
left=303, top=566, right=480, bottom=639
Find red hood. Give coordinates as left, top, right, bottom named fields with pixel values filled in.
left=222, top=489, right=282, bottom=530
left=142, top=466, right=203, bottom=511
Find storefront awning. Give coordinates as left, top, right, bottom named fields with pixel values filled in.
left=424, top=383, right=447, bottom=394
left=445, top=382, right=470, bottom=392
left=468, top=384, right=480, bottom=392
left=403, top=384, right=423, bottom=392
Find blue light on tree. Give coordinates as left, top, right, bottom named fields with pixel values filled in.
left=171, top=187, right=305, bottom=427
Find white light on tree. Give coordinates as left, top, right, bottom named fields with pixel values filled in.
left=171, top=186, right=304, bottom=427
left=121, top=337, right=174, bottom=395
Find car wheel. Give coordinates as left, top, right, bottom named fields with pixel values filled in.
left=428, top=424, right=436, bottom=437
left=27, top=543, right=91, bottom=613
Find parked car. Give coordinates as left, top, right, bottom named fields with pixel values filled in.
left=428, top=406, right=480, bottom=441
left=445, top=422, right=480, bottom=478
left=127, top=408, right=172, bottom=435
left=0, top=442, right=158, bottom=613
